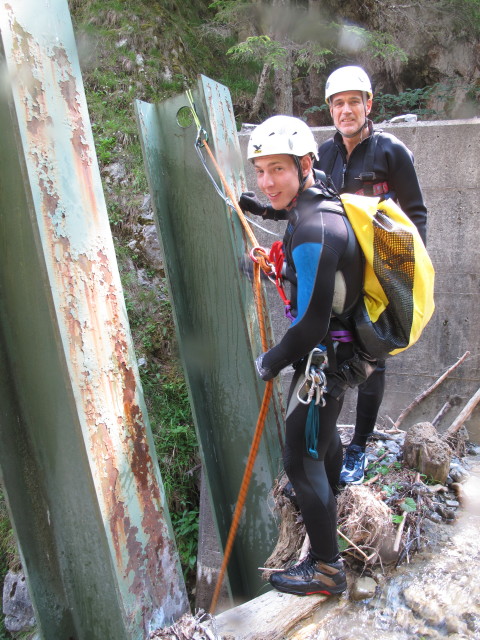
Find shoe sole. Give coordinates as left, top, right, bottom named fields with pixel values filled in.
left=340, top=476, right=364, bottom=485
left=271, top=582, right=347, bottom=597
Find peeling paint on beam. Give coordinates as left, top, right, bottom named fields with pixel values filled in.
left=0, top=0, right=188, bottom=635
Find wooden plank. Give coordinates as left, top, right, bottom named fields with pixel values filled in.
left=213, top=590, right=331, bottom=640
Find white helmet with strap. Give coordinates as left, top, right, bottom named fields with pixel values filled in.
left=325, top=66, right=373, bottom=103
left=247, top=115, right=319, bottom=161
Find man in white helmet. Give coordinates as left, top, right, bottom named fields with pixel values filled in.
left=316, top=65, right=428, bottom=486
left=244, top=115, right=377, bottom=596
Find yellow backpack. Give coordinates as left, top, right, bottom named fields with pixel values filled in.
left=339, top=193, right=435, bottom=359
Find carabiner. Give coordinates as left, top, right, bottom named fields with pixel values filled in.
left=296, top=348, right=329, bottom=406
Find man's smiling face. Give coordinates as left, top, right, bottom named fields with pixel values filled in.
left=254, top=154, right=300, bottom=210
left=329, top=90, right=372, bottom=138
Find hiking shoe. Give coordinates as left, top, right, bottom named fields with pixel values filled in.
left=269, top=553, right=347, bottom=596
left=340, top=444, right=366, bottom=485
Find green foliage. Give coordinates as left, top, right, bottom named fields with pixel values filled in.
left=209, top=0, right=251, bottom=27
left=442, top=0, right=480, bottom=35
left=362, top=28, right=408, bottom=63
left=337, top=534, right=349, bottom=553
left=227, top=35, right=288, bottom=70
left=382, top=481, right=403, bottom=497
left=95, top=133, right=116, bottom=164
left=372, top=87, right=438, bottom=121
left=365, top=462, right=390, bottom=480
left=302, top=104, right=329, bottom=121
left=171, top=506, right=200, bottom=578
left=400, top=497, right=417, bottom=513
left=295, top=42, right=332, bottom=72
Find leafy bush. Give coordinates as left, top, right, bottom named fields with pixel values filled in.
left=372, top=87, right=438, bottom=122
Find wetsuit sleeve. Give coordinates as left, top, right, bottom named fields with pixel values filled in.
left=380, top=136, right=428, bottom=244
left=261, top=216, right=343, bottom=377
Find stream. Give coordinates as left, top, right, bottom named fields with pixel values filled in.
left=299, top=459, right=480, bottom=640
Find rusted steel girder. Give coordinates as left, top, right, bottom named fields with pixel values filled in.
left=0, top=1, right=188, bottom=638
left=135, top=76, right=285, bottom=603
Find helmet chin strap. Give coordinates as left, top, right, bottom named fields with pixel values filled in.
left=337, top=118, right=368, bottom=139
left=289, top=156, right=312, bottom=208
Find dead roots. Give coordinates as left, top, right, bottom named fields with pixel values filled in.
left=149, top=611, right=217, bottom=640
left=337, top=485, right=396, bottom=564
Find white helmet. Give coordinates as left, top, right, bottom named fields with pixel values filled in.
left=325, top=66, right=373, bottom=103
left=247, top=115, right=319, bottom=161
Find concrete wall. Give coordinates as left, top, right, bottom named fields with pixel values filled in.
left=238, top=119, right=480, bottom=441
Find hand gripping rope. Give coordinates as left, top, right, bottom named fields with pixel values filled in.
left=185, top=91, right=274, bottom=613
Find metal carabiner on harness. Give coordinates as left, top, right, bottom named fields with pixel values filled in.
left=249, top=247, right=276, bottom=284
left=296, top=347, right=328, bottom=407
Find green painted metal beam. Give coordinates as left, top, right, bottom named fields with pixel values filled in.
left=135, top=76, right=284, bottom=603
left=0, top=1, right=188, bottom=637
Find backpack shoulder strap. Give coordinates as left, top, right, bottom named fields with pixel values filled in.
left=362, top=130, right=380, bottom=176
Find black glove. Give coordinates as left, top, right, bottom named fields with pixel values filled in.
left=255, top=353, right=275, bottom=381
left=239, top=191, right=267, bottom=216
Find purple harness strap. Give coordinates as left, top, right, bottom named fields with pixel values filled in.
left=329, top=329, right=354, bottom=343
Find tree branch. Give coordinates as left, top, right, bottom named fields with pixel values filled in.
left=393, top=351, right=470, bottom=429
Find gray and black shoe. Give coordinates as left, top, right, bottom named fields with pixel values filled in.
left=340, top=444, right=367, bottom=485
left=269, top=553, right=347, bottom=596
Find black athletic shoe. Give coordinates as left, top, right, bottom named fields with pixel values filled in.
left=269, top=553, right=347, bottom=596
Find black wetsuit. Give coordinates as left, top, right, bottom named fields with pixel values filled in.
left=314, top=123, right=428, bottom=447
left=261, top=184, right=374, bottom=563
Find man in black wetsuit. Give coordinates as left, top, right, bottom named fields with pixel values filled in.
left=315, top=66, right=428, bottom=485
left=246, top=115, right=376, bottom=596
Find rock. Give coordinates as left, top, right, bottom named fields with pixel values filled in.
left=403, top=584, right=445, bottom=626
left=426, top=510, right=442, bottom=523
left=449, top=463, right=469, bottom=483
left=101, top=162, right=126, bottom=185
left=140, top=224, right=164, bottom=272
left=2, top=570, right=36, bottom=634
left=403, top=422, right=452, bottom=484
left=350, top=576, right=377, bottom=601
left=445, top=499, right=460, bottom=508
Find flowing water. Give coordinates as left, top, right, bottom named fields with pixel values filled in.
left=297, top=460, right=480, bottom=640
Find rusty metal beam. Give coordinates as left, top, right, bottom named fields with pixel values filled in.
left=0, top=1, right=188, bottom=637
left=135, top=76, right=285, bottom=603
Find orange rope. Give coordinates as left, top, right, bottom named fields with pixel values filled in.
left=209, top=380, right=273, bottom=613
left=200, top=137, right=273, bottom=614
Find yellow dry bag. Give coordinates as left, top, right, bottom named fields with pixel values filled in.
left=339, top=193, right=435, bottom=359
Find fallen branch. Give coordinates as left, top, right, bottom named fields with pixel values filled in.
left=298, top=534, right=310, bottom=562
left=337, top=528, right=373, bottom=562
left=431, top=399, right=454, bottom=427
left=393, top=351, right=470, bottom=429
left=443, top=386, right=480, bottom=439
left=393, top=512, right=407, bottom=553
